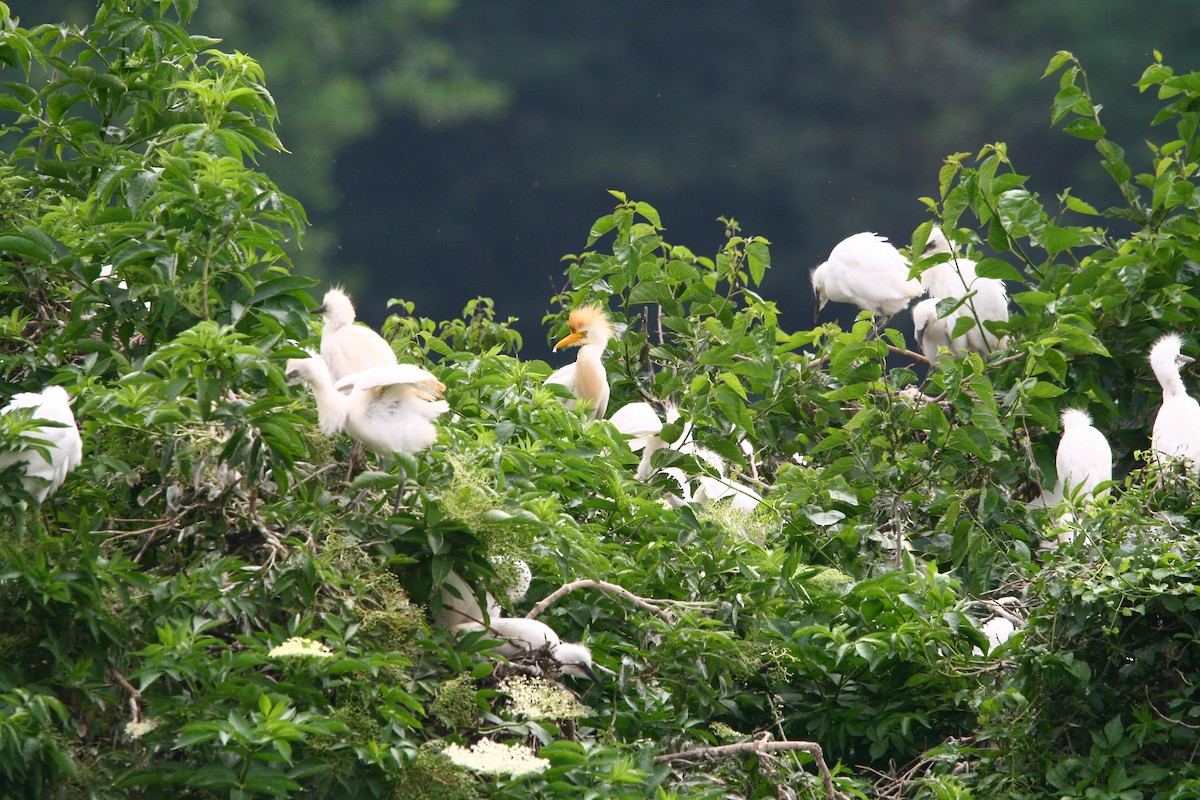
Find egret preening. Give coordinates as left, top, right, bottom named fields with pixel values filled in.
left=811, top=232, right=924, bottom=329
left=314, top=288, right=398, bottom=385
left=1149, top=332, right=1200, bottom=468
left=0, top=386, right=82, bottom=505
left=545, top=305, right=611, bottom=419
left=285, top=357, right=449, bottom=503
left=453, top=617, right=600, bottom=683
left=918, top=228, right=1009, bottom=356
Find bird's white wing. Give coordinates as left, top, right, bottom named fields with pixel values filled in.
left=609, top=402, right=663, bottom=437
left=544, top=362, right=576, bottom=391
left=336, top=363, right=444, bottom=395
left=322, top=324, right=397, bottom=383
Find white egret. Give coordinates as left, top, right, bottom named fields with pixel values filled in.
left=1149, top=333, right=1200, bottom=468
left=313, top=288, right=398, bottom=385
left=981, top=616, right=1017, bottom=654
left=1029, top=408, right=1112, bottom=509
left=919, top=228, right=1009, bottom=355
left=911, top=298, right=968, bottom=363
left=285, top=357, right=449, bottom=504
left=0, top=386, right=82, bottom=504
left=453, top=617, right=600, bottom=683
left=545, top=306, right=611, bottom=419
left=1054, top=408, right=1113, bottom=500
left=608, top=401, right=696, bottom=481
left=811, top=232, right=924, bottom=328
left=436, top=570, right=501, bottom=628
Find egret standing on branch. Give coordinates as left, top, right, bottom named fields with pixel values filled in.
left=1149, top=333, right=1200, bottom=469
left=811, top=232, right=924, bottom=330
left=545, top=305, right=611, bottom=420
left=313, top=287, right=398, bottom=385
left=285, top=357, right=449, bottom=504
left=0, top=385, right=83, bottom=505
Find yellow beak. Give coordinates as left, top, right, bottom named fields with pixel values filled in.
left=554, top=331, right=585, bottom=350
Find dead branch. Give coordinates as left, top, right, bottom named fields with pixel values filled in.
left=525, top=579, right=674, bottom=624
left=655, top=736, right=849, bottom=800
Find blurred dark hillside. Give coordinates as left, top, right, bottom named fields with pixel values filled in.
left=28, top=0, right=1200, bottom=358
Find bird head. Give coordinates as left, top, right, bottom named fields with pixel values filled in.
left=1059, top=407, right=1094, bottom=431
left=284, top=357, right=326, bottom=387
left=922, top=226, right=952, bottom=257
left=553, top=641, right=602, bottom=685
left=1150, top=333, right=1193, bottom=374
left=810, top=264, right=828, bottom=320
left=554, top=305, right=611, bottom=350
left=910, top=298, right=935, bottom=344
left=313, top=287, right=357, bottom=331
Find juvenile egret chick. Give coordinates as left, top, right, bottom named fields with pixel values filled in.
left=911, top=298, right=968, bottom=363
left=811, top=232, right=924, bottom=328
left=314, top=288, right=397, bottom=385
left=545, top=306, right=611, bottom=419
left=0, top=386, right=82, bottom=504
left=285, top=357, right=449, bottom=459
left=920, top=228, right=1009, bottom=355
left=1150, top=333, right=1200, bottom=468
left=453, top=617, right=600, bottom=683
left=1053, top=408, right=1112, bottom=501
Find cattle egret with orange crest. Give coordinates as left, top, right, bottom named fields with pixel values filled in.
left=545, top=305, right=611, bottom=419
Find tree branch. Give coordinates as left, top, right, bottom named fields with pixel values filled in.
left=655, top=736, right=849, bottom=800
left=525, top=579, right=674, bottom=623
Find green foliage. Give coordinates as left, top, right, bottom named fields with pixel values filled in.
left=3, top=5, right=1200, bottom=798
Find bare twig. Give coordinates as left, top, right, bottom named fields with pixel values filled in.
left=655, top=736, right=849, bottom=800
left=886, top=344, right=930, bottom=364
left=525, top=579, right=674, bottom=624
left=109, top=666, right=142, bottom=721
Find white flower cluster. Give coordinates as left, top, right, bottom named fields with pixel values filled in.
left=499, top=675, right=592, bottom=720
left=443, top=739, right=549, bottom=777
left=268, top=636, right=334, bottom=659
left=124, top=717, right=161, bottom=740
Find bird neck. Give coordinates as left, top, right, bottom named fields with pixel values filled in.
left=574, top=344, right=606, bottom=398
left=1155, top=362, right=1188, bottom=399
left=306, top=372, right=350, bottom=434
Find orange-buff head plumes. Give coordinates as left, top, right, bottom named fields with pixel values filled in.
left=554, top=305, right=611, bottom=350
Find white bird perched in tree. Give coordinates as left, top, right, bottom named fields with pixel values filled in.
left=285, top=357, right=449, bottom=494
left=1149, top=332, right=1200, bottom=469
left=1033, top=408, right=1113, bottom=508
left=313, top=287, right=398, bottom=386
left=435, top=570, right=501, bottom=628
left=452, top=617, right=600, bottom=683
left=918, top=227, right=1009, bottom=356
left=608, top=401, right=694, bottom=481
left=811, top=232, right=924, bottom=329
left=910, top=298, right=968, bottom=363
left=545, top=305, right=611, bottom=419
left=0, top=386, right=83, bottom=505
